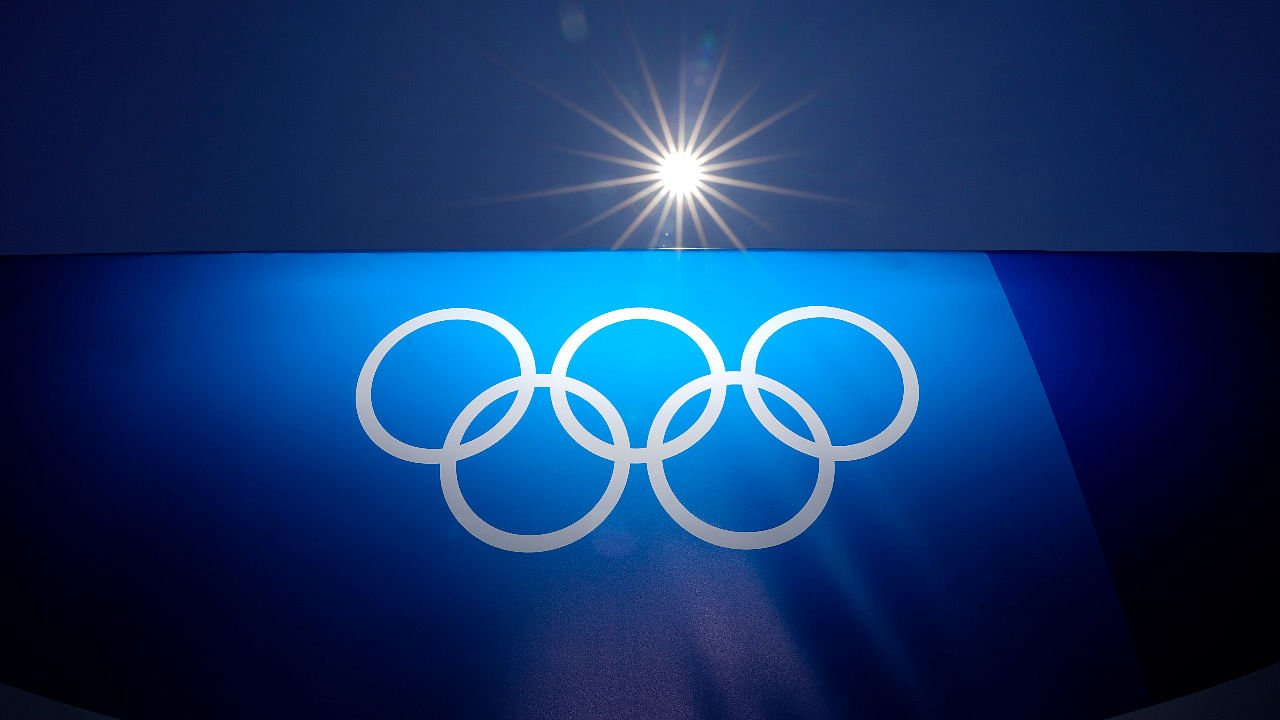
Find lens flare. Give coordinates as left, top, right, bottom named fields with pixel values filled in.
left=489, top=14, right=849, bottom=249
left=659, top=151, right=704, bottom=197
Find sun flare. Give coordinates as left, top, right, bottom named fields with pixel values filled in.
left=490, top=16, right=847, bottom=249
left=658, top=151, right=704, bottom=198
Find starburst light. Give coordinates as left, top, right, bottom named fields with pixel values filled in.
left=489, top=16, right=848, bottom=249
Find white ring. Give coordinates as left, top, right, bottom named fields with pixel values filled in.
left=356, top=309, right=537, bottom=464
left=740, top=306, right=919, bottom=461
left=549, top=308, right=726, bottom=463
left=440, top=375, right=630, bottom=553
left=646, top=371, right=835, bottom=550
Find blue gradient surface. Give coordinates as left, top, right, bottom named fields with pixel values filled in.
left=0, top=251, right=1147, bottom=718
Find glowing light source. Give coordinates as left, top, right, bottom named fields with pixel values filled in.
left=659, top=151, right=704, bottom=197
left=489, top=15, right=850, bottom=249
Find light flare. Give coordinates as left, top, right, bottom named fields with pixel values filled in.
left=488, top=15, right=848, bottom=248
left=658, top=151, right=705, bottom=198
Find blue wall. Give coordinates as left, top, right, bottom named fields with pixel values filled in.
left=1, top=251, right=1275, bottom=718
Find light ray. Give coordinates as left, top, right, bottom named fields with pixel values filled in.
left=701, top=173, right=851, bottom=203
left=492, top=13, right=851, bottom=250
left=677, top=19, right=687, bottom=152
left=543, top=144, right=661, bottom=172
left=687, top=191, right=709, bottom=247
left=686, top=33, right=733, bottom=155
left=700, top=88, right=825, bottom=163
left=691, top=79, right=762, bottom=158
left=485, top=173, right=662, bottom=203
left=648, top=192, right=676, bottom=248
left=557, top=181, right=664, bottom=241
left=612, top=188, right=668, bottom=250
left=494, top=56, right=665, bottom=164
left=596, top=65, right=668, bottom=157
left=674, top=195, right=685, bottom=248
left=691, top=187, right=745, bottom=250
left=700, top=152, right=807, bottom=173
left=625, top=17, right=676, bottom=153
left=698, top=183, right=772, bottom=230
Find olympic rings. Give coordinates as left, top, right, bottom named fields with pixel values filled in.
left=357, top=306, right=917, bottom=552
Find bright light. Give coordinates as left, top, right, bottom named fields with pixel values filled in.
left=493, top=17, right=848, bottom=249
left=659, top=151, right=703, bottom=197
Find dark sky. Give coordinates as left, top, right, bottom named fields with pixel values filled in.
left=3, top=0, right=1277, bottom=254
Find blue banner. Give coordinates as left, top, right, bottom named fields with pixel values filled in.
left=1, top=251, right=1148, bottom=718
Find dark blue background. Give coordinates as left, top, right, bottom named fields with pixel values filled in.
left=989, top=251, right=1280, bottom=702
left=3, top=0, right=1278, bottom=253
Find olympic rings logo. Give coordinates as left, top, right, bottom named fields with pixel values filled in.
left=356, top=307, right=919, bottom=552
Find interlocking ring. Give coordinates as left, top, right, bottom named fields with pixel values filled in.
left=549, top=308, right=726, bottom=464
left=441, top=375, right=630, bottom=553
left=647, top=371, right=835, bottom=550
left=356, top=306, right=918, bottom=552
left=741, top=306, right=919, bottom=461
left=356, top=309, right=537, bottom=464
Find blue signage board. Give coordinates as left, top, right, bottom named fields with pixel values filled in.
left=1, top=251, right=1150, bottom=718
